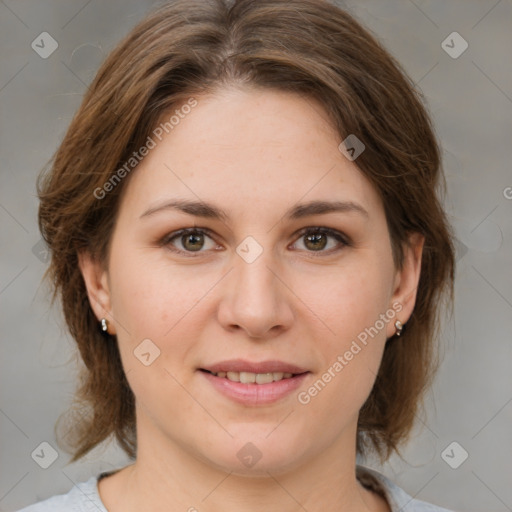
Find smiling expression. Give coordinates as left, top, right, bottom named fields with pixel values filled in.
left=80, top=86, right=422, bottom=476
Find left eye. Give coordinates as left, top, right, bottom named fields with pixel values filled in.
left=291, top=227, right=349, bottom=255
left=160, top=227, right=348, bottom=256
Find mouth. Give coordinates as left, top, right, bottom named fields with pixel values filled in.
left=199, top=368, right=305, bottom=384
left=198, top=360, right=311, bottom=405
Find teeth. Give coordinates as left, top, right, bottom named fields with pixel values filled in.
left=211, top=370, right=296, bottom=383
left=255, top=372, right=273, bottom=384
left=227, top=371, right=240, bottom=382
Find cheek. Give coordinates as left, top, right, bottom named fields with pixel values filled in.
left=304, top=257, right=392, bottom=344
left=107, top=248, right=221, bottom=387
left=107, top=255, right=203, bottom=407
left=293, top=255, right=393, bottom=410
left=108, top=247, right=203, bottom=337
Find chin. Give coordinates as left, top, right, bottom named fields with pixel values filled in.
left=198, top=435, right=307, bottom=477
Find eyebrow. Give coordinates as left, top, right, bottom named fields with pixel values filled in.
left=140, top=198, right=369, bottom=222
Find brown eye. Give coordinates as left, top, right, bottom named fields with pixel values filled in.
left=181, top=232, right=205, bottom=251
left=292, top=227, right=349, bottom=255
left=161, top=228, right=217, bottom=256
left=304, top=232, right=328, bottom=251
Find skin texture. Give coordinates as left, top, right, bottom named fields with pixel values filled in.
left=79, top=87, right=424, bottom=512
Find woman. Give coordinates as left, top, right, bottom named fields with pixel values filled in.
left=19, top=0, right=455, bottom=510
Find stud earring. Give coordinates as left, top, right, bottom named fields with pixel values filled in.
left=101, top=318, right=109, bottom=332
left=394, top=320, right=403, bottom=336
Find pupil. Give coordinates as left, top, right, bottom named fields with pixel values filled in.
left=184, top=233, right=203, bottom=251
left=306, top=233, right=326, bottom=250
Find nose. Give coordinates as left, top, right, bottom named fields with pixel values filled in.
left=217, top=247, right=294, bottom=339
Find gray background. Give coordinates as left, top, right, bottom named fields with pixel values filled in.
left=1, top=1, right=511, bottom=511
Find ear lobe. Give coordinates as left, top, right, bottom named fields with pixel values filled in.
left=388, top=232, right=425, bottom=336
left=78, top=250, right=114, bottom=332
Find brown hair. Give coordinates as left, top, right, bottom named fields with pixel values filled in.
left=38, top=0, right=455, bottom=464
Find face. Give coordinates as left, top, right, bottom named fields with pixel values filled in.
left=81, top=87, right=423, bottom=476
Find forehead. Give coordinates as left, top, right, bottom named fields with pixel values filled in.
left=119, top=87, right=383, bottom=222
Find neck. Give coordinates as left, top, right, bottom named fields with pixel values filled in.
left=99, top=419, right=389, bottom=512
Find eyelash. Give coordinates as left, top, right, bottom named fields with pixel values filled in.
left=159, top=226, right=350, bottom=258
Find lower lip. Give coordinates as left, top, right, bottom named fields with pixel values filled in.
left=199, top=370, right=309, bottom=405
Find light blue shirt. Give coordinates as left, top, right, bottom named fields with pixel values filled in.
left=16, top=465, right=455, bottom=511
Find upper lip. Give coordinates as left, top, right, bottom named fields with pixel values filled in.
left=200, top=359, right=309, bottom=374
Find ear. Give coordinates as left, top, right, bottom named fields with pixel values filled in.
left=78, top=250, right=116, bottom=335
left=387, top=232, right=424, bottom=338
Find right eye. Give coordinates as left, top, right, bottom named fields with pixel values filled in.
left=160, top=228, right=219, bottom=256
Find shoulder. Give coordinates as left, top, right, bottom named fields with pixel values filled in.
left=356, top=465, right=455, bottom=512
left=15, top=475, right=107, bottom=512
